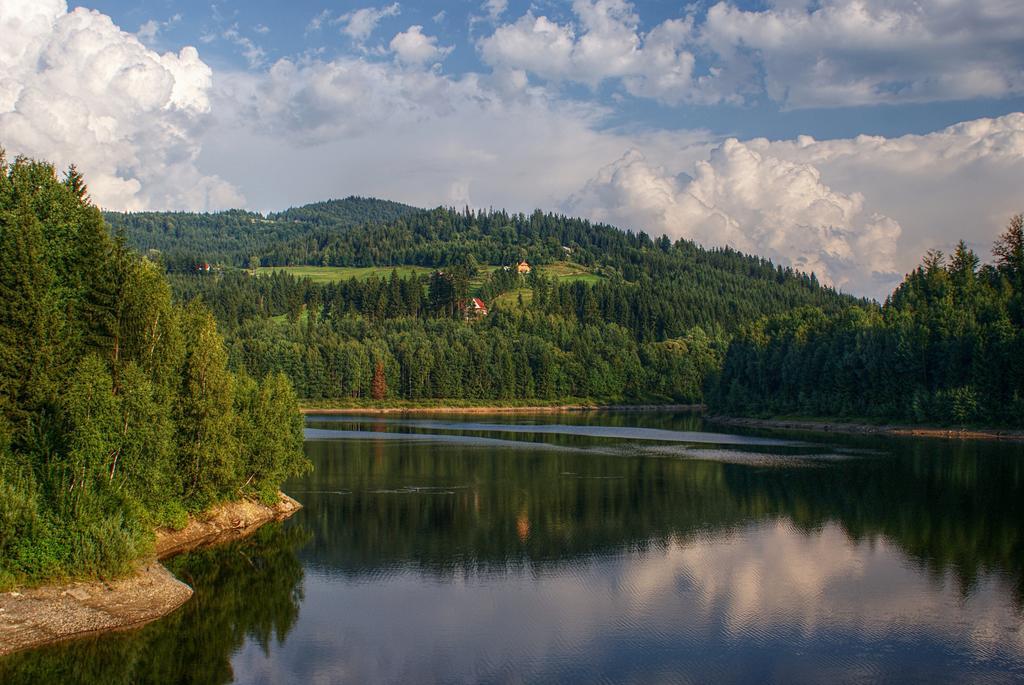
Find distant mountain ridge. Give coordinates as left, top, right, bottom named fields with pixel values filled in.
left=104, top=196, right=420, bottom=270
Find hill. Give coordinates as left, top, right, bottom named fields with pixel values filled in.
left=109, top=200, right=864, bottom=405
left=104, top=196, right=418, bottom=271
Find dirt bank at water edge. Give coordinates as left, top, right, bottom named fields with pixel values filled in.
left=0, top=492, right=301, bottom=657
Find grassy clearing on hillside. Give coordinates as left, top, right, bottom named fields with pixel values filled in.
left=254, top=262, right=601, bottom=295
left=540, top=262, right=603, bottom=284
left=494, top=288, right=534, bottom=310
left=256, top=265, right=435, bottom=283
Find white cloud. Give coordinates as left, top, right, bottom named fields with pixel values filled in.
left=218, top=56, right=503, bottom=145
left=478, top=0, right=720, bottom=105
left=339, top=3, right=401, bottom=45
left=306, top=9, right=330, bottom=33
left=567, top=143, right=902, bottom=292
left=701, top=0, right=1024, bottom=108
left=136, top=13, right=181, bottom=43
left=5, top=0, right=1019, bottom=300
left=747, top=113, right=1024, bottom=266
left=389, top=26, right=452, bottom=66
left=222, top=24, right=266, bottom=68
left=137, top=19, right=159, bottom=41
left=0, top=0, right=242, bottom=210
left=483, top=0, right=508, bottom=22
left=566, top=113, right=1024, bottom=297
left=479, top=0, right=1024, bottom=108
left=202, top=53, right=684, bottom=215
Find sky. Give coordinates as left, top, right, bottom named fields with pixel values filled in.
left=1, top=0, right=1023, bottom=299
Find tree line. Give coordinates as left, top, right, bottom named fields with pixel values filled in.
left=708, top=217, right=1024, bottom=426
left=0, top=156, right=309, bottom=588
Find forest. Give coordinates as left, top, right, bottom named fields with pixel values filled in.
left=147, top=203, right=852, bottom=404
left=109, top=190, right=1023, bottom=425
left=709, top=217, right=1024, bottom=426
left=0, top=156, right=309, bottom=588
left=0, top=150, right=1018, bottom=596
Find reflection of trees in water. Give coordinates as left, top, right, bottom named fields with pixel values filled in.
left=0, top=522, right=310, bottom=685
left=298, top=437, right=1024, bottom=604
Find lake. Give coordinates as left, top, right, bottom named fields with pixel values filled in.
left=2, top=412, right=1023, bottom=684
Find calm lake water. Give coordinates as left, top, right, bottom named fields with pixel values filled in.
left=3, top=412, right=1023, bottom=684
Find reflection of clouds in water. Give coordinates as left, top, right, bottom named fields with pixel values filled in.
left=230, top=521, right=1024, bottom=683
left=638, top=522, right=1023, bottom=657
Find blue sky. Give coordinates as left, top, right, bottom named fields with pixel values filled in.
left=2, top=0, right=1023, bottom=297
left=89, top=0, right=1024, bottom=140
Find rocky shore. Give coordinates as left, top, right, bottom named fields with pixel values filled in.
left=0, top=492, right=301, bottom=657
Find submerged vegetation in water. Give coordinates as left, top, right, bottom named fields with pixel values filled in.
left=0, top=156, right=309, bottom=589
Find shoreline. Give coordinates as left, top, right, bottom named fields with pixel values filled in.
left=0, top=492, right=301, bottom=658
left=705, top=415, right=1024, bottom=442
left=301, top=403, right=704, bottom=415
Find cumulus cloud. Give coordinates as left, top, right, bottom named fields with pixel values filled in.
left=6, top=0, right=1018, bottom=300
left=567, top=142, right=902, bottom=292
left=748, top=113, right=1024, bottom=263
left=702, top=0, right=1024, bottom=108
left=566, top=112, right=1024, bottom=297
left=339, top=3, right=400, bottom=45
left=218, top=56, right=503, bottom=145
left=0, top=0, right=243, bottom=210
left=479, top=0, right=1024, bottom=107
left=389, top=26, right=452, bottom=67
left=201, top=51, right=697, bottom=217
left=478, top=0, right=715, bottom=104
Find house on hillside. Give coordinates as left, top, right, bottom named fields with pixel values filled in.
left=196, top=262, right=212, bottom=273
left=516, top=260, right=532, bottom=274
left=465, top=297, right=489, bottom=319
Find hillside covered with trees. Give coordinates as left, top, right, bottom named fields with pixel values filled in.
left=109, top=192, right=1023, bottom=427
left=136, top=203, right=855, bottom=405
left=0, top=156, right=309, bottom=588
left=709, top=217, right=1024, bottom=426
left=104, top=197, right=418, bottom=272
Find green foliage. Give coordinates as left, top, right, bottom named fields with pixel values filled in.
left=148, top=201, right=852, bottom=405
left=0, top=156, right=307, bottom=589
left=104, top=196, right=418, bottom=271
left=710, top=218, right=1024, bottom=427
left=234, top=372, right=310, bottom=503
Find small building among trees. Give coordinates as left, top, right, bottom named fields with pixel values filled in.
left=516, top=260, right=532, bottom=274
left=465, top=297, right=489, bottom=319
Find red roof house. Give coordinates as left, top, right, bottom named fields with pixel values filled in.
left=466, top=297, right=489, bottom=318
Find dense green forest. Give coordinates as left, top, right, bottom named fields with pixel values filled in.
left=104, top=197, right=418, bottom=272
left=109, top=188, right=1023, bottom=426
left=131, top=202, right=853, bottom=404
left=0, top=156, right=309, bottom=588
left=710, top=217, right=1024, bottom=426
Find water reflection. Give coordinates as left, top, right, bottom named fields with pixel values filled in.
left=231, top=521, right=1024, bottom=684
left=3, top=413, right=1023, bottom=684
left=0, top=523, right=309, bottom=685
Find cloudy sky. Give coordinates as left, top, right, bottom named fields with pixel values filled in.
left=2, top=0, right=1023, bottom=298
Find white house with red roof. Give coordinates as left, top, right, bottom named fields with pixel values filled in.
left=465, top=297, right=488, bottom=319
